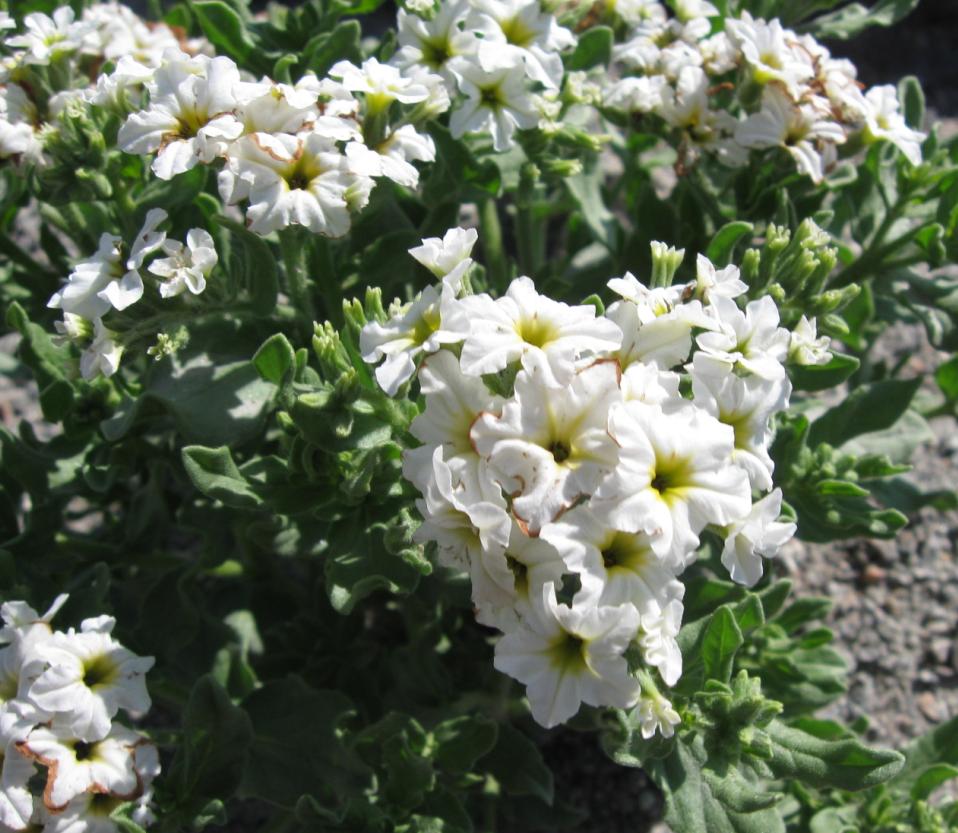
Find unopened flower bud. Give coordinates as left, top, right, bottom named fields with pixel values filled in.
left=650, top=241, right=685, bottom=288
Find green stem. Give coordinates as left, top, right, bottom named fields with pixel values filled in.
left=516, top=166, right=545, bottom=277
left=280, top=227, right=317, bottom=332
left=480, top=199, right=509, bottom=291
left=833, top=187, right=913, bottom=287
left=311, top=236, right=341, bottom=326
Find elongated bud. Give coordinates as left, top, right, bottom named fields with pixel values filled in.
left=650, top=241, right=685, bottom=288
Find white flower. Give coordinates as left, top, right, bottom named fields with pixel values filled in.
left=394, top=0, right=499, bottom=80
left=725, top=13, right=814, bottom=96
left=735, top=86, right=846, bottom=183
left=610, top=0, right=667, bottom=29
left=117, top=51, right=244, bottom=180
left=0, top=703, right=35, bottom=829
left=406, top=447, right=511, bottom=572
left=220, top=132, right=368, bottom=237
left=148, top=228, right=217, bottom=299
left=409, top=348, right=502, bottom=460
left=47, top=210, right=166, bottom=320
left=408, top=226, right=478, bottom=291
left=28, top=616, right=154, bottom=742
left=447, top=53, right=538, bottom=152
left=89, top=55, right=155, bottom=108
left=591, top=399, right=752, bottom=568
left=862, top=84, right=925, bottom=166
left=20, top=722, right=143, bottom=810
left=657, top=67, right=741, bottom=161
left=694, top=254, right=747, bottom=303
left=696, top=295, right=790, bottom=381
left=0, top=84, right=43, bottom=162
left=471, top=361, right=622, bottom=534
left=673, top=0, right=718, bottom=20
left=637, top=687, right=681, bottom=739
left=0, top=596, right=68, bottom=717
left=361, top=284, right=465, bottom=396
left=620, top=362, right=680, bottom=405
left=494, top=583, right=641, bottom=728
left=329, top=57, right=429, bottom=113
left=788, top=315, right=830, bottom=365
left=690, top=357, right=790, bottom=491
left=345, top=124, right=436, bottom=189
left=699, top=31, right=738, bottom=75
left=5, top=8, right=92, bottom=65
left=47, top=235, right=127, bottom=321
left=84, top=3, right=180, bottom=67
left=471, top=0, right=575, bottom=89
left=639, top=596, right=684, bottom=686
left=611, top=34, right=661, bottom=74
left=224, top=77, right=320, bottom=136
left=606, top=273, right=714, bottom=371
left=456, top=275, right=622, bottom=388
left=126, top=208, right=168, bottom=270
left=604, top=75, right=668, bottom=114
left=471, top=521, right=566, bottom=627
left=540, top=506, right=683, bottom=613
left=79, top=320, right=124, bottom=381
left=721, top=489, right=796, bottom=587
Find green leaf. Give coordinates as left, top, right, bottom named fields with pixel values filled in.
left=189, top=1, right=259, bottom=67
left=765, top=719, right=904, bottom=791
left=891, top=715, right=958, bottom=797
left=807, top=377, right=922, bottom=447
left=182, top=445, right=261, bottom=508
left=841, top=408, right=932, bottom=464
left=102, top=342, right=274, bottom=447
left=324, top=512, right=429, bottom=613
left=775, top=597, right=832, bottom=634
left=355, top=714, right=435, bottom=812
left=909, top=764, right=958, bottom=802
left=565, top=166, right=618, bottom=251
left=805, top=0, right=921, bottom=40
left=432, top=715, right=498, bottom=774
left=303, top=20, right=361, bottom=76
left=241, top=676, right=368, bottom=809
left=5, top=302, right=75, bottom=422
left=898, top=75, right=925, bottom=130
left=423, top=125, right=501, bottom=202
left=935, top=355, right=958, bottom=402
left=706, top=222, right=754, bottom=267
left=789, top=353, right=860, bottom=392
left=138, top=164, right=208, bottom=214
left=701, top=606, right=744, bottom=684
left=565, top=26, right=613, bottom=70
left=647, top=735, right=786, bottom=833
left=483, top=723, right=554, bottom=805
left=253, top=333, right=296, bottom=386
left=167, top=675, right=253, bottom=824
left=757, top=580, right=792, bottom=621
left=214, top=215, right=279, bottom=312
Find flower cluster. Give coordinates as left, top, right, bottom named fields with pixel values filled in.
left=114, top=47, right=446, bottom=236
left=392, top=0, right=576, bottom=151
left=47, top=208, right=217, bottom=380
left=0, top=3, right=205, bottom=164
left=0, top=596, right=157, bottom=833
left=603, top=2, right=926, bottom=180
left=363, top=228, right=809, bottom=732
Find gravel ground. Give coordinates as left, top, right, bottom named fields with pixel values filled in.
left=782, top=321, right=958, bottom=748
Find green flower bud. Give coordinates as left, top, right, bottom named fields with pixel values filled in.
left=650, top=241, right=685, bottom=288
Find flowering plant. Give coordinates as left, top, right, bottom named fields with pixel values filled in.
left=0, top=0, right=956, bottom=831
